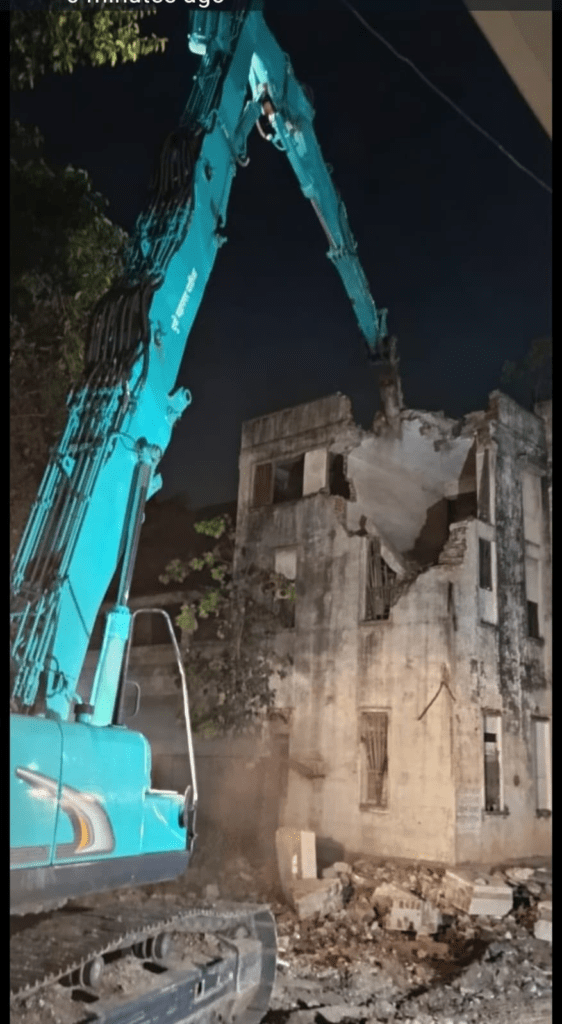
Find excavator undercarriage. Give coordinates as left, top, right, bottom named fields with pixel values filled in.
left=11, top=898, right=277, bottom=1024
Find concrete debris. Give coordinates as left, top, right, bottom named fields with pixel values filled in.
left=317, top=1005, right=368, bottom=1022
left=504, top=866, right=535, bottom=884
left=285, top=1012, right=318, bottom=1024
left=291, top=877, right=344, bottom=919
left=534, top=901, right=552, bottom=943
left=265, top=856, right=551, bottom=1024
left=322, top=861, right=353, bottom=879
left=441, top=869, right=513, bottom=918
left=204, top=882, right=219, bottom=900
left=457, top=960, right=495, bottom=994
left=373, top=882, right=442, bottom=936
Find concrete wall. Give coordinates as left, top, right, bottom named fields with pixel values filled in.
left=235, top=392, right=552, bottom=866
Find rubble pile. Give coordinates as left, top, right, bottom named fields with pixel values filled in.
left=265, top=857, right=552, bottom=1024
left=24, top=840, right=550, bottom=1024
left=169, top=841, right=552, bottom=1023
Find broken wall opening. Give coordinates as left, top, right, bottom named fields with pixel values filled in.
left=252, top=449, right=352, bottom=508
left=329, top=453, right=351, bottom=498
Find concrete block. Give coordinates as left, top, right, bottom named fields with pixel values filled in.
left=504, top=866, right=535, bottom=885
left=275, top=828, right=317, bottom=902
left=534, top=917, right=552, bottom=943
left=534, top=898, right=552, bottom=942
left=276, top=828, right=316, bottom=878
left=467, top=890, right=513, bottom=917
left=441, top=870, right=476, bottom=912
left=291, top=877, right=343, bottom=919
left=373, top=882, right=441, bottom=935
left=442, top=870, right=512, bottom=918
left=419, top=899, right=443, bottom=936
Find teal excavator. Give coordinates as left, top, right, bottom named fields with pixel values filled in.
left=10, top=5, right=388, bottom=1021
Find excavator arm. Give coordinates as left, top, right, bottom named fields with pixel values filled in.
left=10, top=6, right=388, bottom=1017
left=11, top=2, right=387, bottom=726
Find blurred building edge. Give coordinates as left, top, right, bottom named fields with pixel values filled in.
left=467, top=9, right=551, bottom=139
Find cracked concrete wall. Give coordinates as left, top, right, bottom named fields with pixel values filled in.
left=235, top=391, right=551, bottom=866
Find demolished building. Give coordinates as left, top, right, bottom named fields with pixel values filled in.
left=234, top=383, right=552, bottom=865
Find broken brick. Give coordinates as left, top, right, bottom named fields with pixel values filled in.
left=291, top=877, right=343, bottom=919
left=441, top=869, right=513, bottom=918
left=372, top=882, right=441, bottom=935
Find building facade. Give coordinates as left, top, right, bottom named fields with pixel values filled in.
left=234, top=390, right=552, bottom=864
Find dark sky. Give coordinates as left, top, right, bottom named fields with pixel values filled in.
left=12, top=2, right=552, bottom=509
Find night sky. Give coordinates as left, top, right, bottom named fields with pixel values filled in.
left=12, top=2, right=552, bottom=509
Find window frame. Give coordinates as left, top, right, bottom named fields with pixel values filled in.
left=363, top=537, right=398, bottom=622
left=532, top=717, right=552, bottom=813
left=359, top=709, right=390, bottom=810
left=478, top=537, right=493, bottom=592
left=483, top=711, right=503, bottom=814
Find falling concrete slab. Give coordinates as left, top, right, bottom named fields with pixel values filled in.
left=442, top=869, right=513, bottom=918
left=291, top=877, right=343, bottom=919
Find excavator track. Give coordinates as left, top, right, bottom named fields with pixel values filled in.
left=10, top=900, right=277, bottom=1024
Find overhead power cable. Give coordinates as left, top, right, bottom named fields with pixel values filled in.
left=340, top=0, right=552, bottom=196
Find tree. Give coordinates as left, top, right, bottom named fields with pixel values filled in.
left=10, top=5, right=167, bottom=91
left=159, top=516, right=295, bottom=738
left=501, top=335, right=552, bottom=406
left=10, top=121, right=128, bottom=552
left=10, top=6, right=168, bottom=553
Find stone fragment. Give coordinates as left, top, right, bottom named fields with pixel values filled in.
left=525, top=881, right=542, bottom=897
left=372, top=882, right=441, bottom=935
left=204, top=883, right=219, bottom=900
left=291, top=877, right=343, bottom=919
left=458, top=961, right=495, bottom=994
left=372, top=997, right=396, bottom=1021
left=504, top=866, right=535, bottom=884
left=322, top=861, right=352, bottom=879
left=317, top=1005, right=367, bottom=1023
left=534, top=900, right=552, bottom=943
left=286, top=1012, right=317, bottom=1024
left=346, top=969, right=394, bottom=1002
left=441, top=869, right=512, bottom=917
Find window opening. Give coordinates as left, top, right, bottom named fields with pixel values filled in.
left=360, top=711, right=388, bottom=807
left=448, top=491, right=477, bottom=525
left=478, top=449, right=491, bottom=522
left=479, top=538, right=493, bottom=591
left=329, top=453, right=350, bottom=498
left=525, top=555, right=541, bottom=639
left=274, top=549, right=297, bottom=629
left=365, top=538, right=397, bottom=620
left=533, top=718, right=552, bottom=812
left=253, top=462, right=273, bottom=507
left=273, top=456, right=304, bottom=504
left=483, top=713, right=501, bottom=812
